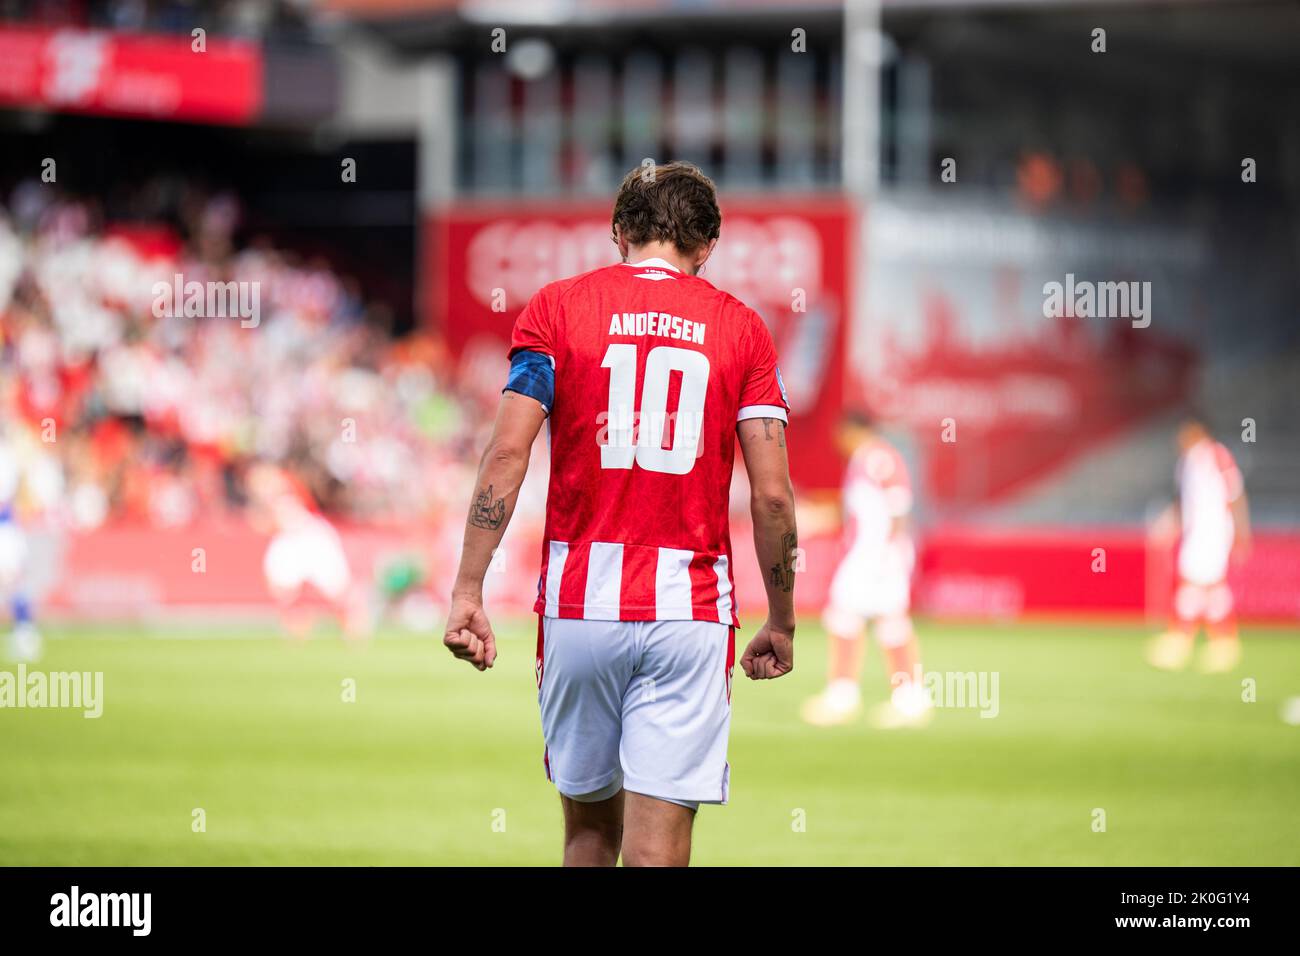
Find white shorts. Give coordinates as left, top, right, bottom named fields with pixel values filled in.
left=825, top=540, right=913, bottom=626
left=263, top=519, right=351, bottom=601
left=536, top=616, right=734, bottom=810
left=1178, top=531, right=1231, bottom=587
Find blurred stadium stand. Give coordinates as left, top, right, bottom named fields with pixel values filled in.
left=0, top=0, right=1296, bottom=621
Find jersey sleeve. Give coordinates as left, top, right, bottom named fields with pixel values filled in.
left=736, top=311, right=790, bottom=424
left=503, top=349, right=555, bottom=413
left=508, top=284, right=558, bottom=360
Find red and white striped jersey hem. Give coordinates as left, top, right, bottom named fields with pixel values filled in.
left=534, top=539, right=739, bottom=627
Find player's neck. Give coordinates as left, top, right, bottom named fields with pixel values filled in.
left=625, top=242, right=696, bottom=276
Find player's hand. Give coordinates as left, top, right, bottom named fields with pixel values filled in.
left=443, top=594, right=497, bottom=671
left=740, top=619, right=794, bottom=680
left=1232, top=531, right=1253, bottom=564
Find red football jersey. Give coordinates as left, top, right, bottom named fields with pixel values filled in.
left=509, top=257, right=789, bottom=626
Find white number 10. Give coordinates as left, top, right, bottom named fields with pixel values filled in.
left=601, top=344, right=710, bottom=475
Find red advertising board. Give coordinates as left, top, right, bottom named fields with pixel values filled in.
left=914, top=526, right=1300, bottom=623
left=40, top=520, right=1300, bottom=623
left=426, top=197, right=853, bottom=489
left=0, top=25, right=262, bottom=123
left=854, top=199, right=1202, bottom=507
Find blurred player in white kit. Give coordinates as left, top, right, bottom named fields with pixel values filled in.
left=0, top=437, right=38, bottom=661
left=247, top=462, right=368, bottom=640
left=0, top=425, right=61, bottom=662
left=802, top=411, right=931, bottom=728
left=1148, top=415, right=1251, bottom=673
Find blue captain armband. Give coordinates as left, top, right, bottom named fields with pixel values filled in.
left=504, top=349, right=555, bottom=413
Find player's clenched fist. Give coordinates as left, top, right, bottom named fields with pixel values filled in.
left=740, top=620, right=794, bottom=680
left=443, top=595, right=498, bottom=671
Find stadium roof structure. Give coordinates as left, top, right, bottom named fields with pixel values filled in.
left=322, top=0, right=839, bottom=17
left=322, top=0, right=1298, bottom=61
left=320, top=0, right=1241, bottom=18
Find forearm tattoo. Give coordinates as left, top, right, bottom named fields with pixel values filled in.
left=768, top=530, right=798, bottom=593
left=469, top=484, right=507, bottom=530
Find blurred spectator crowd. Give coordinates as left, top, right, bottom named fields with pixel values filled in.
left=0, top=179, right=493, bottom=531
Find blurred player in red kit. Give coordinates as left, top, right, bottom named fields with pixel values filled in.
left=1148, top=415, right=1251, bottom=673
left=802, top=411, right=931, bottom=728
left=443, top=162, right=798, bottom=866
left=246, top=462, right=369, bottom=641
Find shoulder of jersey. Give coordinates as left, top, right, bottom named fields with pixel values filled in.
left=712, top=285, right=759, bottom=313
left=544, top=264, right=760, bottom=325
left=539, top=266, right=611, bottom=300
left=688, top=282, right=766, bottom=331
left=536, top=263, right=677, bottom=302
left=613, top=262, right=739, bottom=303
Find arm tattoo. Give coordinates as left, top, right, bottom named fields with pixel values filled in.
left=761, top=417, right=786, bottom=448
left=767, top=530, right=798, bottom=593
left=469, top=483, right=507, bottom=530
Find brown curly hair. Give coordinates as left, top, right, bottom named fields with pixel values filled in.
left=611, top=161, right=721, bottom=255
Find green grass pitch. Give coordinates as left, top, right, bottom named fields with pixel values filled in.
left=2, top=619, right=1297, bottom=865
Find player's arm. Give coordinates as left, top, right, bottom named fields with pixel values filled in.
left=1149, top=486, right=1181, bottom=545
left=445, top=387, right=547, bottom=670
left=886, top=473, right=913, bottom=543
left=1219, top=449, right=1252, bottom=559
left=1231, top=489, right=1251, bottom=559
left=737, top=416, right=797, bottom=680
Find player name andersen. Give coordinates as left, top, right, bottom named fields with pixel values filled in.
left=50, top=886, right=151, bottom=936
left=608, top=311, right=706, bottom=344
